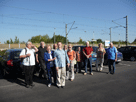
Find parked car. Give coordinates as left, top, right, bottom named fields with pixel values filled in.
left=72, top=46, right=97, bottom=68
left=104, top=48, right=123, bottom=64
left=118, top=46, right=136, bottom=61
left=0, top=49, right=40, bottom=78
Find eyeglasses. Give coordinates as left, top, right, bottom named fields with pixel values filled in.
left=68, top=47, right=71, bottom=48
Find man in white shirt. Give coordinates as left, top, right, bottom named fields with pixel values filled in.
left=20, top=41, right=38, bottom=88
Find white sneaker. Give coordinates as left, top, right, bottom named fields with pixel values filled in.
left=48, top=84, right=51, bottom=87
left=100, top=68, right=103, bottom=72
left=90, top=72, right=93, bottom=75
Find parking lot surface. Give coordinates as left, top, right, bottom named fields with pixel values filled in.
left=0, top=61, right=136, bottom=102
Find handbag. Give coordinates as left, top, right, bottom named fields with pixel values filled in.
left=73, top=59, right=77, bottom=65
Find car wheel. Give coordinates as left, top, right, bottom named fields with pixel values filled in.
left=130, top=57, right=135, bottom=61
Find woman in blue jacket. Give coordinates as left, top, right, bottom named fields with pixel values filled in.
left=44, top=45, right=56, bottom=87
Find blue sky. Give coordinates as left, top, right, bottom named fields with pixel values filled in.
left=0, top=0, right=136, bottom=43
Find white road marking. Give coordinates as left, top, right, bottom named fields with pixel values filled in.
left=103, top=66, right=108, bottom=69
left=118, top=63, right=131, bottom=66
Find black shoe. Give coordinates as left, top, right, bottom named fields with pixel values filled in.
left=107, top=72, right=110, bottom=74
left=39, top=75, right=42, bottom=78
left=61, top=86, right=64, bottom=88
left=30, top=84, right=35, bottom=87
left=26, top=85, right=30, bottom=88
left=111, top=72, right=114, bottom=75
left=57, top=86, right=60, bottom=89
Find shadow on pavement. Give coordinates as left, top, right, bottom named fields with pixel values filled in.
left=0, top=70, right=50, bottom=87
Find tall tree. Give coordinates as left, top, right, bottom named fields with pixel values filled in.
left=6, top=40, right=10, bottom=44
left=51, top=35, right=68, bottom=44
left=14, top=36, right=19, bottom=44
left=10, top=38, right=13, bottom=44
left=97, top=39, right=103, bottom=43
left=132, top=38, right=136, bottom=44
left=29, top=34, right=51, bottom=43
left=77, top=38, right=83, bottom=44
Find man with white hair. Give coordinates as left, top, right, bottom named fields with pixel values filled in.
left=83, top=41, right=93, bottom=75
left=20, top=41, right=38, bottom=88
left=106, top=42, right=117, bottom=74
left=36, top=41, right=47, bottom=79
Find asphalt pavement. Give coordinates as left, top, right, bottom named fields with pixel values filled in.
left=0, top=61, right=136, bottom=102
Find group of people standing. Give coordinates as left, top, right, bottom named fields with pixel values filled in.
left=19, top=41, right=117, bottom=88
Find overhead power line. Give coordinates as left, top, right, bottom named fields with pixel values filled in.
left=1, top=5, right=111, bottom=22
left=0, top=22, right=64, bottom=29
left=0, top=15, right=65, bottom=24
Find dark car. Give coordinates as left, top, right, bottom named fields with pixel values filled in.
left=72, top=46, right=97, bottom=68
left=118, top=46, right=136, bottom=61
left=0, top=49, right=23, bottom=77
left=104, top=48, right=123, bottom=64
left=0, top=49, right=39, bottom=77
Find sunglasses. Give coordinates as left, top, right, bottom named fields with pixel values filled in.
left=68, top=47, right=71, bottom=48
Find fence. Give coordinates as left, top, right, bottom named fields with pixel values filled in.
left=0, top=43, right=83, bottom=50
left=0, top=43, right=136, bottom=51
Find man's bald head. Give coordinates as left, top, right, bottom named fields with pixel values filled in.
left=110, top=42, right=113, bottom=48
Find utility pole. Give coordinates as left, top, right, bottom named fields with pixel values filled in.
left=65, top=24, right=68, bottom=45
left=126, top=15, right=128, bottom=46
left=65, top=21, right=77, bottom=44
left=119, top=34, right=120, bottom=47
left=53, top=28, right=56, bottom=44
left=109, top=28, right=111, bottom=42
left=53, top=32, right=55, bottom=44
left=112, top=16, right=128, bottom=46
left=92, top=31, right=94, bottom=46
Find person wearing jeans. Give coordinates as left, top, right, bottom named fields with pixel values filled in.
left=83, top=41, right=93, bottom=75
left=44, top=45, right=56, bottom=87
left=107, top=42, right=117, bottom=74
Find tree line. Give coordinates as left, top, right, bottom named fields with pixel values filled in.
left=4, top=34, right=136, bottom=44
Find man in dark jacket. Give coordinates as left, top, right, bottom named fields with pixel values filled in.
left=36, top=41, right=47, bottom=79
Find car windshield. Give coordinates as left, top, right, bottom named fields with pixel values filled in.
left=92, top=47, right=98, bottom=52
left=13, top=51, right=21, bottom=59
